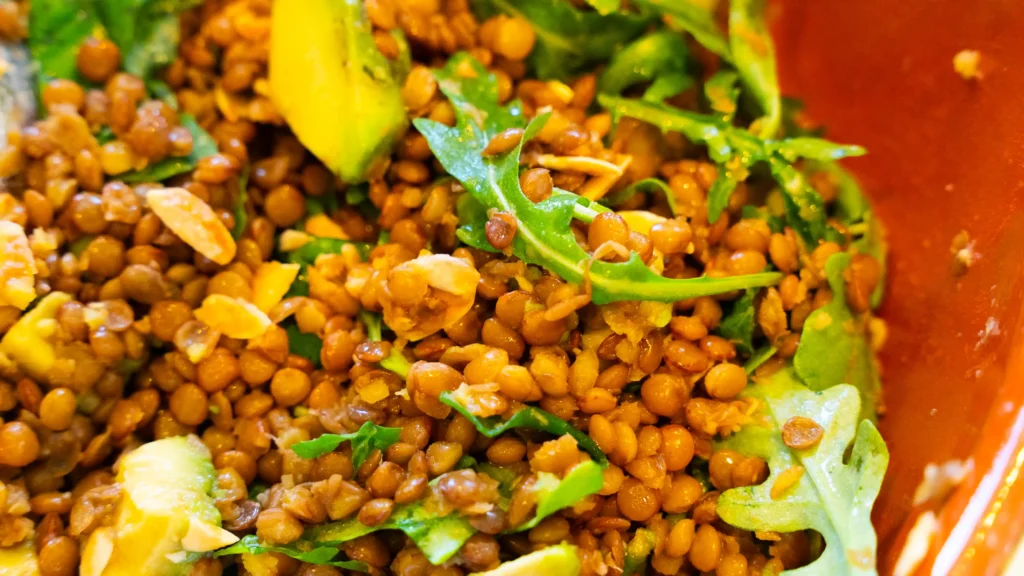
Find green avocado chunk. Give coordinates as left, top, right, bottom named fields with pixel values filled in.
left=269, top=0, right=408, bottom=183
left=470, top=544, right=581, bottom=576
left=80, top=436, right=238, bottom=576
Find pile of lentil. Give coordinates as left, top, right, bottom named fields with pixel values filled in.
left=0, top=0, right=887, bottom=575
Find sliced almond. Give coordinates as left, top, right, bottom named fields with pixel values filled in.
left=0, top=221, right=38, bottom=309
left=181, top=518, right=240, bottom=552
left=80, top=527, right=116, bottom=576
left=252, top=262, right=301, bottom=312
left=304, top=213, right=349, bottom=239
left=279, top=229, right=311, bottom=252
left=194, top=294, right=272, bottom=339
left=536, top=154, right=624, bottom=177
left=146, top=187, right=237, bottom=265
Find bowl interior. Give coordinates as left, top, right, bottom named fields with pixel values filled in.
left=774, top=0, right=1024, bottom=572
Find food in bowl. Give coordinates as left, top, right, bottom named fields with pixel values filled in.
left=0, top=0, right=889, bottom=574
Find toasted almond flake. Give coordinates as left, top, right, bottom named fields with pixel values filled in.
left=536, top=154, right=624, bottom=177
left=215, top=86, right=242, bottom=122
left=81, top=527, right=116, bottom=576
left=357, top=379, right=391, bottom=404
left=147, top=188, right=237, bottom=265
left=304, top=213, right=350, bottom=239
left=252, top=262, right=301, bottom=312
left=194, top=294, right=272, bottom=339
left=279, top=229, right=311, bottom=252
left=912, top=459, right=972, bottom=506
left=29, top=228, right=58, bottom=253
left=0, top=221, right=37, bottom=309
left=294, top=301, right=327, bottom=334
left=544, top=293, right=591, bottom=322
left=181, top=518, right=240, bottom=552
left=404, top=254, right=480, bottom=296
left=547, top=81, right=575, bottom=105
left=269, top=296, right=307, bottom=324
left=755, top=531, right=781, bottom=542
left=617, top=210, right=666, bottom=236
left=579, top=155, right=633, bottom=201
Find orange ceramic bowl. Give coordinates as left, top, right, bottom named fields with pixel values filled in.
left=772, top=0, right=1024, bottom=573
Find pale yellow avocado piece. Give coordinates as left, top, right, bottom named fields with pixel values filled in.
left=470, top=544, right=581, bottom=576
left=269, top=0, right=407, bottom=183
left=0, top=539, right=41, bottom=576
left=80, top=436, right=238, bottom=576
left=0, top=291, right=71, bottom=381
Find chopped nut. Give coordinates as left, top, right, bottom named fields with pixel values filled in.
left=146, top=187, right=237, bottom=265
left=0, top=221, right=37, bottom=309
left=194, top=294, right=272, bottom=339
left=536, top=154, right=624, bottom=177
left=252, top=262, right=301, bottom=312
left=953, top=49, right=982, bottom=80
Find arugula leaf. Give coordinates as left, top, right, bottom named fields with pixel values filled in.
left=816, top=161, right=887, bottom=308
left=598, top=30, right=691, bottom=98
left=704, top=70, right=740, bottom=121
left=247, top=483, right=268, bottom=500
left=600, top=178, right=679, bottom=215
left=716, top=288, right=757, bottom=354
left=728, top=0, right=780, bottom=138
left=285, top=322, right=322, bottom=368
left=743, top=345, right=777, bottom=374
left=28, top=0, right=198, bottom=94
left=292, top=421, right=402, bottom=469
left=717, top=368, right=888, bottom=576
left=232, top=165, right=250, bottom=240
left=121, top=115, right=218, bottom=183
left=214, top=534, right=367, bottom=572
left=472, top=0, right=651, bottom=80
left=416, top=54, right=782, bottom=305
left=632, top=0, right=732, bottom=61
left=305, top=488, right=477, bottom=565
left=622, top=528, right=657, bottom=576
left=793, top=252, right=881, bottom=420
left=515, top=460, right=604, bottom=531
left=440, top=391, right=608, bottom=466
left=584, top=0, right=622, bottom=15
left=99, top=0, right=200, bottom=82
left=598, top=95, right=864, bottom=241
left=28, top=0, right=103, bottom=90
left=359, top=311, right=412, bottom=378
left=642, top=73, right=693, bottom=104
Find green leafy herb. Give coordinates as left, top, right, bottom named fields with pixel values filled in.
left=28, top=0, right=198, bottom=93
left=728, top=0, right=780, bottom=138
left=717, top=288, right=757, bottom=354
left=793, top=252, right=881, bottom=420
left=584, top=0, right=622, bottom=15
left=743, top=345, right=777, bottom=374
left=717, top=368, right=888, bottom=576
left=440, top=390, right=608, bottom=466
left=99, top=0, right=201, bottom=82
left=514, top=460, right=604, bottom=531
left=214, top=534, right=367, bottom=572
left=232, top=165, right=250, bottom=240
left=359, top=311, right=412, bottom=379
left=632, top=0, right=732, bottom=61
left=284, top=323, right=322, bottom=367
left=472, top=0, right=651, bottom=80
left=120, top=115, right=218, bottom=183
left=820, top=161, right=887, bottom=308
left=27, top=0, right=102, bottom=90
left=247, top=483, right=269, bottom=500
left=601, top=178, right=679, bottom=215
left=96, top=126, right=116, bottom=144
left=622, top=528, right=657, bottom=576
left=598, top=95, right=864, bottom=241
left=598, top=30, right=691, bottom=98
left=291, top=421, right=402, bottom=469
left=704, top=70, right=740, bottom=121
left=305, top=487, right=477, bottom=565
left=417, top=54, right=782, bottom=305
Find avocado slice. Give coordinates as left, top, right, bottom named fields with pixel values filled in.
left=80, top=436, right=238, bottom=576
left=470, top=544, right=581, bottom=576
left=0, top=291, right=72, bottom=382
left=0, top=539, right=40, bottom=576
left=269, top=0, right=408, bottom=183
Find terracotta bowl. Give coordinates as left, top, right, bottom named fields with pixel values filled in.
left=773, top=0, right=1024, bottom=573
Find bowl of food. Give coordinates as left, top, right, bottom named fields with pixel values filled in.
left=0, top=0, right=1018, bottom=574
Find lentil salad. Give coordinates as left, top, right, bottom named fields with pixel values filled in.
left=0, top=0, right=889, bottom=575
